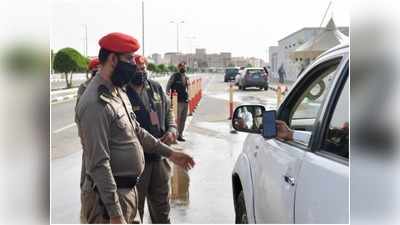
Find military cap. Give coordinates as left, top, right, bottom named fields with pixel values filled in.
left=88, top=58, right=100, bottom=70
left=99, top=32, right=140, bottom=53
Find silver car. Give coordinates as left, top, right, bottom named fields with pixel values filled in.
left=231, top=43, right=349, bottom=223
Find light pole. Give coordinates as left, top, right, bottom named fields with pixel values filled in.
left=82, top=24, right=88, bottom=57
left=185, top=36, right=196, bottom=53
left=141, top=0, right=145, bottom=56
left=185, top=36, right=196, bottom=68
left=170, top=20, right=184, bottom=53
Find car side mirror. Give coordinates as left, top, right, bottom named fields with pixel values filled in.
left=232, top=105, right=266, bottom=133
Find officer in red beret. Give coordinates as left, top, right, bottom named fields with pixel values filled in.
left=75, top=32, right=195, bottom=224
left=126, top=55, right=177, bottom=223
left=76, top=58, right=101, bottom=104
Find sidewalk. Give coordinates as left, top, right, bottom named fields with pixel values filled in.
left=164, top=74, right=246, bottom=223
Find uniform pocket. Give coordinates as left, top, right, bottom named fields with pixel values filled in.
left=163, top=159, right=172, bottom=174
left=81, top=191, right=108, bottom=223
left=115, top=110, right=128, bottom=129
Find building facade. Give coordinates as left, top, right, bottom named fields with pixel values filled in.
left=269, top=25, right=349, bottom=81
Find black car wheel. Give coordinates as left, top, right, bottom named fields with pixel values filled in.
left=236, top=191, right=248, bottom=224
left=264, top=85, right=269, bottom=91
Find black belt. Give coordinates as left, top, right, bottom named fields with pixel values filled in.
left=114, top=176, right=140, bottom=189
left=144, top=153, right=162, bottom=162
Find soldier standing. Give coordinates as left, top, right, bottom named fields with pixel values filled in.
left=166, top=62, right=189, bottom=142
left=126, top=55, right=177, bottom=223
left=77, top=58, right=100, bottom=103
left=75, top=32, right=195, bottom=224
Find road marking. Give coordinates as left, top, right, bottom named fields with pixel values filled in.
left=53, top=123, right=76, bottom=134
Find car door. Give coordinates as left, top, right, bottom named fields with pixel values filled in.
left=295, top=60, right=349, bottom=224
left=251, top=55, right=344, bottom=223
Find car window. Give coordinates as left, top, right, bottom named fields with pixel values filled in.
left=226, top=68, right=239, bottom=74
left=247, top=69, right=264, bottom=75
left=288, top=58, right=342, bottom=146
left=321, top=78, right=349, bottom=159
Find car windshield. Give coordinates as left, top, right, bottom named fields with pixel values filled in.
left=226, top=68, right=239, bottom=74
left=247, top=69, right=264, bottom=75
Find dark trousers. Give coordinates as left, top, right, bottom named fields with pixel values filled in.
left=177, top=102, right=188, bottom=137
left=137, top=159, right=172, bottom=224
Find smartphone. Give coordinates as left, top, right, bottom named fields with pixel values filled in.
left=262, top=110, right=277, bottom=139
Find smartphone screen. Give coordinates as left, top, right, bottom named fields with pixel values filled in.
left=262, top=110, right=277, bottom=138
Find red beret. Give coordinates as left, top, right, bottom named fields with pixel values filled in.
left=88, top=58, right=100, bottom=70
left=133, top=55, right=147, bottom=65
left=99, top=32, right=140, bottom=53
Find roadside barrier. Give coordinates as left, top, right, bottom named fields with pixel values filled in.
left=228, top=81, right=234, bottom=120
left=169, top=77, right=203, bottom=123
left=169, top=90, right=178, bottom=124
left=276, top=84, right=288, bottom=105
left=188, top=78, right=203, bottom=116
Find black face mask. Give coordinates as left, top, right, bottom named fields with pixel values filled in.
left=131, top=71, right=148, bottom=86
left=111, top=60, right=137, bottom=87
left=179, top=68, right=186, bottom=73
left=91, top=70, right=97, bottom=77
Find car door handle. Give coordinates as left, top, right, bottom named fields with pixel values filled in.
left=284, top=175, right=295, bottom=186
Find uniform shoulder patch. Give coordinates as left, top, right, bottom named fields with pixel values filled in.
left=98, top=85, right=111, bottom=104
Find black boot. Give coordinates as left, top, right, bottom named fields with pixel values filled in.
left=177, top=136, right=186, bottom=142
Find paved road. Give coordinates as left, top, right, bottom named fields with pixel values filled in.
left=51, top=73, right=278, bottom=223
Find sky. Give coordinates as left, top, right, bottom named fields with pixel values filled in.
left=51, top=0, right=350, bottom=62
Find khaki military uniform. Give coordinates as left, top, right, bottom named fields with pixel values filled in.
left=126, top=80, right=177, bottom=223
left=76, top=78, right=92, bottom=105
left=75, top=74, right=173, bottom=224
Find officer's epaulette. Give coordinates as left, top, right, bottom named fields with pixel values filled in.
left=98, top=85, right=112, bottom=104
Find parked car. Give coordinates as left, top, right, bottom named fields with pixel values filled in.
left=224, top=67, right=240, bottom=82
left=237, top=67, right=269, bottom=90
left=231, top=43, right=349, bottom=224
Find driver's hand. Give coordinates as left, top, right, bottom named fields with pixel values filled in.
left=276, top=120, right=293, bottom=141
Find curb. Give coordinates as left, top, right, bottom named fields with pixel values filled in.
left=51, top=94, right=77, bottom=104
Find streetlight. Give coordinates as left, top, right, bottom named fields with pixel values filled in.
left=141, top=0, right=145, bottom=56
left=82, top=24, right=88, bottom=57
left=170, top=20, right=184, bottom=53
left=185, top=36, right=196, bottom=68
left=185, top=36, right=196, bottom=53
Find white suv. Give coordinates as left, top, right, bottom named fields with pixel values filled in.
left=231, top=44, right=349, bottom=224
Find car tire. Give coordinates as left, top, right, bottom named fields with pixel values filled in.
left=236, top=191, right=248, bottom=224
left=264, top=85, right=269, bottom=91
left=242, top=86, right=246, bottom=90
left=224, top=78, right=228, bottom=82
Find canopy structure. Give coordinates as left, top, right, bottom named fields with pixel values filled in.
left=290, top=18, right=349, bottom=60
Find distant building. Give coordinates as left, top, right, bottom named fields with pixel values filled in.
left=231, top=56, right=265, bottom=68
left=151, top=48, right=263, bottom=71
left=268, top=19, right=349, bottom=81
left=150, top=53, right=162, bottom=64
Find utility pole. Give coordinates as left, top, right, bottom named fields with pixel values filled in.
left=84, top=24, right=88, bottom=57
left=141, top=0, right=145, bottom=56
left=170, top=21, right=184, bottom=53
